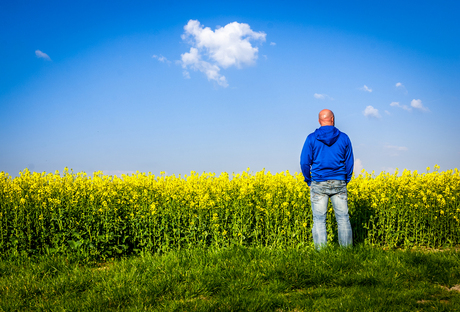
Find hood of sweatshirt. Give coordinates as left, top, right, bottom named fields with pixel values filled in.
left=314, top=126, right=340, bottom=147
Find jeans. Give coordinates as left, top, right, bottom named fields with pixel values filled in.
left=310, top=180, right=353, bottom=249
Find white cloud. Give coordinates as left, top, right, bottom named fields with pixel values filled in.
left=354, top=158, right=364, bottom=174
left=35, top=50, right=51, bottom=61
left=411, top=99, right=429, bottom=111
left=390, top=101, right=411, bottom=111
left=270, top=42, right=276, bottom=46
left=385, top=110, right=391, bottom=115
left=360, top=85, right=372, bottom=92
left=152, top=54, right=171, bottom=64
left=314, top=93, right=325, bottom=99
left=395, top=82, right=408, bottom=94
left=390, top=100, right=429, bottom=112
left=313, top=93, right=333, bottom=100
left=183, top=20, right=266, bottom=68
left=180, top=20, right=266, bottom=87
left=363, top=105, right=380, bottom=118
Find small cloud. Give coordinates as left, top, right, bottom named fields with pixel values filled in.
left=385, top=110, right=391, bottom=115
left=395, top=82, right=408, bottom=94
left=363, top=105, right=380, bottom=118
left=411, top=99, right=429, bottom=112
left=35, top=50, right=51, bottom=61
left=270, top=42, right=276, bottom=46
left=354, top=158, right=364, bottom=174
left=152, top=54, right=171, bottom=64
left=182, top=70, right=191, bottom=79
left=314, top=93, right=325, bottom=99
left=360, top=85, right=372, bottom=92
left=390, top=101, right=411, bottom=111
left=313, top=93, right=333, bottom=100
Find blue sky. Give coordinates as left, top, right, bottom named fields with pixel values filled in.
left=1, top=0, right=459, bottom=177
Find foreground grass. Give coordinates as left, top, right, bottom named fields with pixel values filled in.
left=1, top=245, right=460, bottom=311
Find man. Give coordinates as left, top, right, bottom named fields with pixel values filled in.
left=300, top=109, right=354, bottom=249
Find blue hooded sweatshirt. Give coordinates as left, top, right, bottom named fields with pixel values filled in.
left=300, top=125, right=354, bottom=186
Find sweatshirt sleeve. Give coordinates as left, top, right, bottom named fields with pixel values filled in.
left=300, top=136, right=313, bottom=186
left=345, top=136, right=354, bottom=184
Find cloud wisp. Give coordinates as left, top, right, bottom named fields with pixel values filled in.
left=313, top=93, right=333, bottom=100
left=390, top=100, right=429, bottom=112
left=360, top=85, right=372, bottom=92
left=363, top=105, right=380, bottom=118
left=390, top=101, right=411, bottom=111
left=411, top=99, right=429, bottom=112
left=35, top=50, right=51, bottom=61
left=395, top=82, right=408, bottom=94
left=152, top=54, right=171, bottom=64
left=180, top=20, right=266, bottom=87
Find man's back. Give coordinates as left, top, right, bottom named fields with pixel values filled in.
left=300, top=125, right=353, bottom=186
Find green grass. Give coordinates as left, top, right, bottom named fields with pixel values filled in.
left=1, top=245, right=460, bottom=311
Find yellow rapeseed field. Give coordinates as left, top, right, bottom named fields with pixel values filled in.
left=0, top=166, right=459, bottom=258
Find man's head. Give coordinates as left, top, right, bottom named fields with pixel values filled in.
left=318, top=109, right=335, bottom=126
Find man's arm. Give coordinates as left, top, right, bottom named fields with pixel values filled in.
left=345, top=137, right=354, bottom=184
left=300, top=136, right=313, bottom=186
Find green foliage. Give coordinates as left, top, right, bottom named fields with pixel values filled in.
left=0, top=167, right=459, bottom=260
left=1, top=246, right=460, bottom=311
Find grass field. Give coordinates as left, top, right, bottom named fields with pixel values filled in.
left=1, top=245, right=460, bottom=311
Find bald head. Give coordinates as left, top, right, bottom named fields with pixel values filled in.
left=318, top=109, right=335, bottom=126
